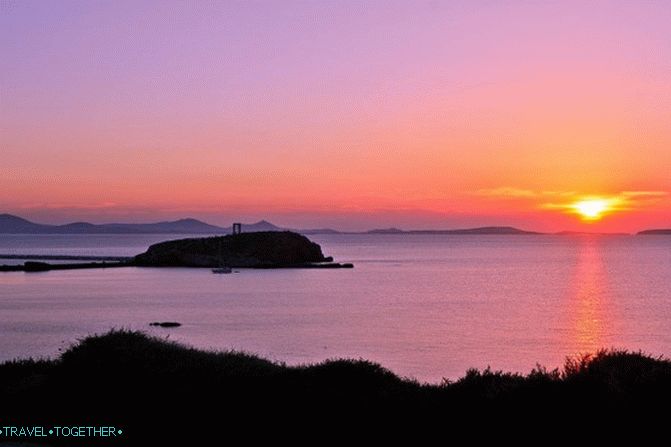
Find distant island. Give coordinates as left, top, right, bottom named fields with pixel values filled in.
left=0, top=213, right=545, bottom=236
left=0, top=213, right=262, bottom=234
left=637, top=229, right=671, bottom=235
left=1, top=213, right=667, bottom=236
left=1, top=213, right=539, bottom=235
left=366, top=226, right=539, bottom=235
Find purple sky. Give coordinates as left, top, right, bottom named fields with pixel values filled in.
left=2, top=1, right=670, bottom=231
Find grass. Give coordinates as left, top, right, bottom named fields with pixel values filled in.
left=1, top=330, right=669, bottom=444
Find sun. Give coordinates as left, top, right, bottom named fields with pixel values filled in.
left=571, top=199, right=611, bottom=221
left=544, top=195, right=628, bottom=222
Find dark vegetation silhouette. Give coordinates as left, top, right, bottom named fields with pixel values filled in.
left=1, top=330, right=669, bottom=444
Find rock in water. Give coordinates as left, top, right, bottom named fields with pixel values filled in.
left=23, top=261, right=52, bottom=272
left=149, top=322, right=181, bottom=328
left=133, top=231, right=330, bottom=268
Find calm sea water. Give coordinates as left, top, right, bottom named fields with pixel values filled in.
left=1, top=233, right=669, bottom=382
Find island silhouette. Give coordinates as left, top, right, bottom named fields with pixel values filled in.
left=3, top=213, right=667, bottom=235
left=0, top=231, right=353, bottom=271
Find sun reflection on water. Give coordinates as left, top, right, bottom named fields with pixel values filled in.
left=568, top=237, right=611, bottom=354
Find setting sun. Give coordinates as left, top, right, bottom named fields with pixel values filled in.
left=571, top=199, right=614, bottom=221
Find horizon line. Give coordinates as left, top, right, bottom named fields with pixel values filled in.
left=1, top=212, right=668, bottom=235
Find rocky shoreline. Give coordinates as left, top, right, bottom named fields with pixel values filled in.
left=0, top=231, right=353, bottom=272
left=133, top=231, right=351, bottom=268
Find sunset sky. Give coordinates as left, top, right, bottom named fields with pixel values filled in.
left=1, top=1, right=670, bottom=231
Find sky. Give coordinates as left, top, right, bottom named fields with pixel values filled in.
left=1, top=0, right=670, bottom=231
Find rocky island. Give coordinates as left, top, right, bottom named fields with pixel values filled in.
left=0, top=231, right=353, bottom=271
left=133, top=231, right=353, bottom=268
left=637, top=229, right=671, bottom=235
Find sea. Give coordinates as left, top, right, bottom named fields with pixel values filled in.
left=0, top=233, right=669, bottom=382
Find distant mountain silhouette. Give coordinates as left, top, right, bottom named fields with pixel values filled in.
left=367, top=226, right=540, bottom=235
left=3, top=213, right=650, bottom=236
left=242, top=220, right=283, bottom=232
left=637, top=229, right=671, bottom=235
left=0, top=214, right=48, bottom=233
left=0, top=214, right=227, bottom=234
left=367, top=228, right=405, bottom=234
left=295, top=228, right=342, bottom=235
